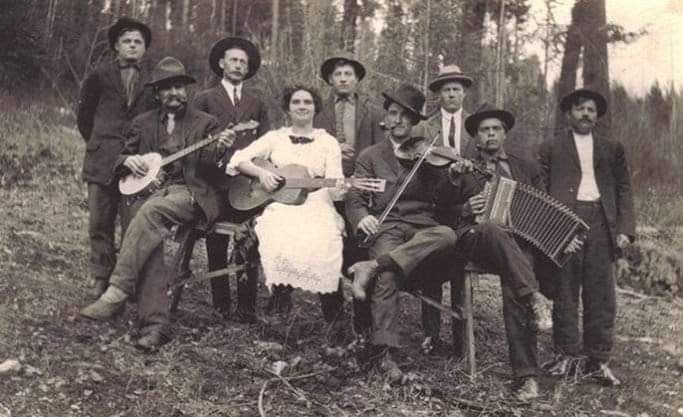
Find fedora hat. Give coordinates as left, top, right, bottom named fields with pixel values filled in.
left=560, top=88, right=608, bottom=117
left=320, top=53, right=366, bottom=84
left=108, top=17, right=152, bottom=50
left=428, top=65, right=474, bottom=92
left=382, top=84, right=427, bottom=121
left=147, top=56, right=196, bottom=87
left=209, top=37, right=261, bottom=80
left=464, top=103, right=515, bottom=137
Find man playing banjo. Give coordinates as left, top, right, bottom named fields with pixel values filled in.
left=79, top=56, right=234, bottom=351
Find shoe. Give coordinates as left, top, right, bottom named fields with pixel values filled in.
left=79, top=286, right=127, bottom=320
left=585, top=359, right=621, bottom=387
left=514, top=377, right=540, bottom=401
left=89, top=278, right=108, bottom=299
left=378, top=349, right=404, bottom=386
left=347, top=260, right=379, bottom=301
left=528, top=292, right=553, bottom=332
left=135, top=332, right=169, bottom=353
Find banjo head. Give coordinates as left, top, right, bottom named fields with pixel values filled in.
left=118, top=153, right=163, bottom=195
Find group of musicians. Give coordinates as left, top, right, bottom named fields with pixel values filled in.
left=76, top=17, right=635, bottom=401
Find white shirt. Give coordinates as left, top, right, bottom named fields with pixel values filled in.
left=440, top=107, right=463, bottom=154
left=221, top=79, right=242, bottom=106
left=573, top=131, right=601, bottom=201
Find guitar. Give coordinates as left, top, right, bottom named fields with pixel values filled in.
left=118, top=120, right=260, bottom=196
left=229, top=158, right=386, bottom=211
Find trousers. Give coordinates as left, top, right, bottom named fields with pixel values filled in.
left=87, top=182, right=124, bottom=280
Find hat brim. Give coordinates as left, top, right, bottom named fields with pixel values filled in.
left=320, top=57, right=366, bottom=84
left=559, top=89, right=608, bottom=117
left=465, top=109, right=515, bottom=137
left=147, top=74, right=196, bottom=87
left=108, top=19, right=152, bottom=50
left=209, top=37, right=261, bottom=80
left=381, top=92, right=428, bottom=121
left=428, top=75, right=473, bottom=92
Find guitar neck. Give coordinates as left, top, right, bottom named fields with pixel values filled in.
left=161, top=135, right=216, bottom=166
left=284, top=178, right=340, bottom=189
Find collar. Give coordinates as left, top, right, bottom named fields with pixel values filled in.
left=571, top=130, right=593, bottom=141
left=388, top=136, right=405, bottom=151
left=478, top=148, right=508, bottom=164
left=335, top=92, right=357, bottom=103
left=116, top=57, right=141, bottom=70
left=440, top=107, right=462, bottom=120
left=161, top=107, right=187, bottom=122
left=221, top=79, right=243, bottom=94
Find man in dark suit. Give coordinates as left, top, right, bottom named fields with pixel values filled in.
left=539, top=89, right=635, bottom=386
left=193, top=37, right=269, bottom=323
left=77, top=17, right=157, bottom=298
left=348, top=104, right=555, bottom=400
left=420, top=65, right=477, bottom=158
left=80, top=57, right=234, bottom=351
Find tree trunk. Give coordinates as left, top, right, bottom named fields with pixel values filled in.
left=271, top=0, right=279, bottom=64
left=581, top=0, right=611, bottom=131
left=554, top=0, right=584, bottom=133
left=461, top=0, right=487, bottom=107
left=340, top=0, right=359, bottom=52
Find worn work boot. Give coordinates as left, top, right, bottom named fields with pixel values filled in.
left=135, top=332, right=169, bottom=353
left=514, top=377, right=540, bottom=402
left=347, top=260, right=379, bottom=301
left=527, top=292, right=553, bottom=332
left=79, top=286, right=127, bottom=320
left=585, top=359, right=622, bottom=387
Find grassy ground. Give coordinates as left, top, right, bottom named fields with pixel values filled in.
left=0, top=101, right=681, bottom=417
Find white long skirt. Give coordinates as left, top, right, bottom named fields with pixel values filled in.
left=254, top=189, right=344, bottom=294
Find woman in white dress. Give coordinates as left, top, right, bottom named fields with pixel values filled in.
left=227, top=86, right=349, bottom=343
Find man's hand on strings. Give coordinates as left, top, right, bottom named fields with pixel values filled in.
left=216, top=128, right=236, bottom=152
left=124, top=155, right=149, bottom=177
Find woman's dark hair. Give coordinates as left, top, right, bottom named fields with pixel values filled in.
left=281, top=85, right=323, bottom=114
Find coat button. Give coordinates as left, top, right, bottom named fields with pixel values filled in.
left=569, top=187, right=575, bottom=193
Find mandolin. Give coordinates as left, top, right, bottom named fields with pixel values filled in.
left=118, top=120, right=259, bottom=196
left=229, top=158, right=386, bottom=211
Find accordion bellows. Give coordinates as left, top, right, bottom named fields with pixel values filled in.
left=475, top=176, right=589, bottom=267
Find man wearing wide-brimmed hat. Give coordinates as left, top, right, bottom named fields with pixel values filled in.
left=77, top=17, right=157, bottom=300
left=345, top=84, right=457, bottom=382
left=539, top=88, right=635, bottom=387
left=421, top=64, right=477, bottom=157
left=193, top=37, right=270, bottom=324
left=80, top=57, right=235, bottom=352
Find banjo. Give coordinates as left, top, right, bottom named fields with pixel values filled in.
left=118, top=120, right=259, bottom=196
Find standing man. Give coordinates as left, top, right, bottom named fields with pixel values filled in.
left=80, top=57, right=234, bottom=351
left=539, top=89, right=635, bottom=386
left=193, top=37, right=269, bottom=323
left=77, top=17, right=156, bottom=298
left=422, top=65, right=477, bottom=158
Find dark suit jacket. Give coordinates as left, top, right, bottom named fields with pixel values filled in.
left=192, top=83, right=270, bottom=221
left=114, top=107, right=225, bottom=227
left=435, top=146, right=545, bottom=236
left=346, top=138, right=445, bottom=236
left=420, top=109, right=477, bottom=158
left=77, top=60, right=157, bottom=185
left=314, top=93, right=384, bottom=176
left=538, top=130, right=636, bottom=255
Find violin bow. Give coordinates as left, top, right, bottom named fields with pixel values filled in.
left=360, top=131, right=442, bottom=247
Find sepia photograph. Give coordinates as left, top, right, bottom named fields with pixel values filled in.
left=0, top=0, right=681, bottom=416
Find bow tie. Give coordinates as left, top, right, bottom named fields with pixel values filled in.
left=289, top=135, right=314, bottom=144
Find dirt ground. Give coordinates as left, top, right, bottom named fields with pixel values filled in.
left=0, top=133, right=681, bottom=417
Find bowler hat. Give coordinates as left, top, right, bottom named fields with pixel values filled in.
left=108, top=17, right=152, bottom=50
left=320, top=53, right=366, bottom=84
left=382, top=84, right=427, bottom=121
left=428, top=65, right=474, bottom=92
left=147, top=57, right=196, bottom=87
left=559, top=88, right=608, bottom=117
left=464, top=103, right=515, bottom=137
left=209, top=37, right=261, bottom=80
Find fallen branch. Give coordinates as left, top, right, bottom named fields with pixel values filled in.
left=600, top=410, right=631, bottom=417
left=616, top=287, right=652, bottom=300
left=257, top=379, right=270, bottom=417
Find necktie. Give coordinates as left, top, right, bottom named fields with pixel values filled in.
left=335, top=97, right=347, bottom=143
left=233, top=86, right=240, bottom=108
left=447, top=115, right=456, bottom=148
left=289, top=135, right=314, bottom=144
left=166, top=113, right=175, bottom=135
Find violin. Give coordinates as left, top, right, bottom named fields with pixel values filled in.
left=394, top=135, right=492, bottom=178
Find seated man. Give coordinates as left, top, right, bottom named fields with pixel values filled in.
left=79, top=56, right=234, bottom=351
left=349, top=105, right=554, bottom=401
left=345, top=84, right=457, bottom=382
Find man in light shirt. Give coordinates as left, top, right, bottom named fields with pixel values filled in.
left=193, top=37, right=270, bottom=323
left=539, top=88, right=635, bottom=387
left=421, top=65, right=477, bottom=158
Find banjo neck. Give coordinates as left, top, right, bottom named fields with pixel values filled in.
left=160, top=134, right=217, bottom=167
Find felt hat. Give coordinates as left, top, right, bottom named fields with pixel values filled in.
left=428, top=64, right=474, bottom=92
left=320, top=53, right=366, bottom=84
left=108, top=17, right=152, bottom=50
left=209, top=37, right=261, bottom=80
left=464, top=103, right=515, bottom=137
left=147, top=56, right=196, bottom=87
left=559, top=88, right=608, bottom=117
left=381, top=84, right=428, bottom=121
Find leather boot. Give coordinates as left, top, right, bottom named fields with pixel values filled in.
left=79, top=286, right=127, bottom=320
left=585, top=359, right=621, bottom=387
left=514, top=377, right=540, bottom=401
left=347, top=260, right=379, bottom=301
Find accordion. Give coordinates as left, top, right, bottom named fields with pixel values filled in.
left=475, top=176, right=589, bottom=267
